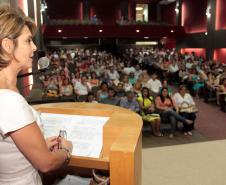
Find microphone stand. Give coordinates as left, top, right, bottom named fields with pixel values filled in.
left=17, top=68, right=49, bottom=78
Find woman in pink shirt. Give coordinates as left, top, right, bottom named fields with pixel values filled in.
left=155, top=87, right=192, bottom=139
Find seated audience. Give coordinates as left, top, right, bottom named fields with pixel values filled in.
left=115, top=82, right=126, bottom=98
left=155, top=87, right=193, bottom=139
left=122, top=74, right=133, bottom=92
left=59, top=78, right=73, bottom=97
left=146, top=73, right=162, bottom=96
left=173, top=85, right=197, bottom=135
left=89, top=71, right=100, bottom=88
left=86, top=92, right=98, bottom=103
left=97, top=82, right=109, bottom=102
left=120, top=91, right=140, bottom=112
left=74, top=75, right=91, bottom=101
left=137, top=87, right=162, bottom=137
left=100, top=87, right=119, bottom=106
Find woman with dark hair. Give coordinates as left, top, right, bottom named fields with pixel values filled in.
left=137, top=87, right=162, bottom=137
left=96, top=82, right=108, bottom=102
left=155, top=87, right=193, bottom=139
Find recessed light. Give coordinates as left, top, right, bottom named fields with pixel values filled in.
left=136, top=7, right=143, bottom=11
left=171, top=30, right=174, bottom=33
left=84, top=37, right=88, bottom=39
left=136, top=29, right=140, bottom=33
left=144, top=36, right=149, bottom=39
left=99, top=29, right=103, bottom=32
left=58, top=29, right=62, bottom=33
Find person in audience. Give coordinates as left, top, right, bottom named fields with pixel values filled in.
left=97, top=82, right=109, bottom=102
left=168, top=60, right=179, bottom=84
left=115, top=82, right=126, bottom=98
left=218, top=78, right=226, bottom=111
left=107, top=65, right=120, bottom=82
left=203, top=72, right=218, bottom=103
left=128, top=72, right=136, bottom=85
left=0, top=6, right=73, bottom=185
left=133, top=81, right=142, bottom=97
left=146, top=73, right=162, bottom=97
left=173, top=85, right=197, bottom=135
left=45, top=75, right=59, bottom=97
left=219, top=78, right=226, bottom=92
left=159, top=79, right=173, bottom=96
left=59, top=78, right=73, bottom=97
left=134, top=64, right=142, bottom=80
left=89, top=71, right=100, bottom=88
left=137, top=87, right=162, bottom=137
left=74, top=75, right=91, bottom=101
left=86, top=92, right=98, bottom=103
left=141, top=70, right=150, bottom=87
left=100, top=87, right=119, bottom=106
left=71, top=71, right=81, bottom=87
left=155, top=87, right=193, bottom=139
left=122, top=74, right=133, bottom=92
left=120, top=91, right=140, bottom=112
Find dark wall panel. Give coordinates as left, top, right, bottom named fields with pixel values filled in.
left=149, top=3, right=157, bottom=22
left=90, top=1, right=120, bottom=25
left=182, top=0, right=207, bottom=33
left=177, top=33, right=207, bottom=48
left=46, top=0, right=82, bottom=19
left=161, top=2, right=176, bottom=25
left=214, top=30, right=226, bottom=48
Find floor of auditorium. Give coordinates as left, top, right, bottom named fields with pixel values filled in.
left=142, top=98, right=226, bottom=185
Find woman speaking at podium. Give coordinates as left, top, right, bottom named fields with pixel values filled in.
left=0, top=6, right=73, bottom=185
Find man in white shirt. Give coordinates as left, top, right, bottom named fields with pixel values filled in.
left=107, top=66, right=120, bottom=81
left=146, top=73, right=162, bottom=95
left=74, top=75, right=91, bottom=101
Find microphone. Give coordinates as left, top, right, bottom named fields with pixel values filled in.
left=17, top=57, right=50, bottom=78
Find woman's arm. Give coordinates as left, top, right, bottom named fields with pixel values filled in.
left=9, top=122, right=72, bottom=173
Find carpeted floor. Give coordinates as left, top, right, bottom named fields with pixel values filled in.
left=142, top=97, right=226, bottom=185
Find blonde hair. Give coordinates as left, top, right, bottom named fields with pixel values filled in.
left=0, top=6, right=36, bottom=70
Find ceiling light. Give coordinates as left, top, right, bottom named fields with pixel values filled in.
left=58, top=29, right=62, bottom=33
left=144, top=36, right=149, bottom=39
left=84, top=37, right=88, bottom=39
left=99, top=29, right=103, bottom=32
left=171, top=30, right=174, bottom=33
left=136, top=29, right=140, bottom=33
left=206, top=7, right=211, bottom=18
left=175, top=8, right=179, bottom=13
left=136, top=41, right=158, bottom=46
left=205, top=32, right=208, bottom=35
left=136, top=7, right=143, bottom=11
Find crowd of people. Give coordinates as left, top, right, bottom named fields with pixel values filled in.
left=37, top=47, right=226, bottom=138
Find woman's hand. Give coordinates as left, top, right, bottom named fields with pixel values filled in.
left=58, top=137, right=73, bottom=154
left=46, top=136, right=59, bottom=151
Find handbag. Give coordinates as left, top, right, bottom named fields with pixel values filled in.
left=89, top=169, right=110, bottom=185
left=179, top=102, right=198, bottom=113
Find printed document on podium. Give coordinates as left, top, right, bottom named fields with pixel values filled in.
left=40, top=113, right=109, bottom=158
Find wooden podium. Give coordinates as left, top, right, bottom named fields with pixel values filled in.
left=34, top=102, right=143, bottom=185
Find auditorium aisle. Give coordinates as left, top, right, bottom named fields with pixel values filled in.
left=142, top=98, right=226, bottom=185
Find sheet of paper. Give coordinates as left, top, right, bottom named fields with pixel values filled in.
left=40, top=113, right=109, bottom=158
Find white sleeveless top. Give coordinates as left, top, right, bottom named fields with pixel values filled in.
left=0, top=89, right=42, bottom=185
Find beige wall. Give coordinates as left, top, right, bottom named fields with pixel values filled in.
left=0, top=0, right=10, bottom=6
